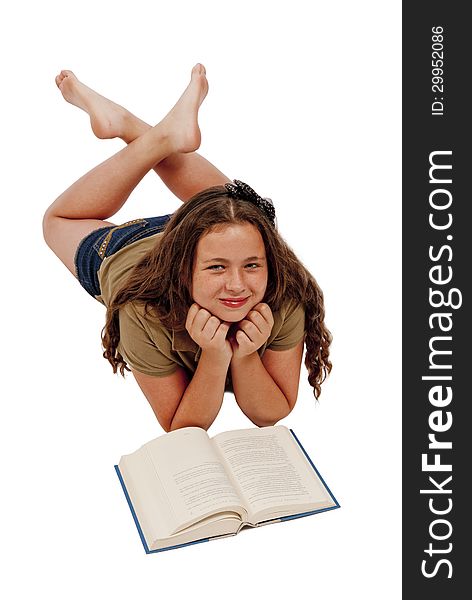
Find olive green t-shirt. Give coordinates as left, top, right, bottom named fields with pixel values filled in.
left=97, top=233, right=306, bottom=378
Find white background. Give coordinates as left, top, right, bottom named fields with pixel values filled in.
left=2, top=1, right=401, bottom=598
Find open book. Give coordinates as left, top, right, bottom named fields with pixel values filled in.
left=115, top=425, right=339, bottom=553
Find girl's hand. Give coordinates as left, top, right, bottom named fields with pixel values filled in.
left=185, top=303, right=233, bottom=365
left=230, top=303, right=274, bottom=360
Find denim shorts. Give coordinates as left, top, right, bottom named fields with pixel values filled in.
left=74, top=215, right=172, bottom=297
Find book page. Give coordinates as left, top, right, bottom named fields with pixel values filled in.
left=140, top=427, right=246, bottom=533
left=212, top=426, right=333, bottom=521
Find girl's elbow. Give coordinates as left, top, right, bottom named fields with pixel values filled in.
left=254, top=418, right=279, bottom=428
left=251, top=404, right=294, bottom=428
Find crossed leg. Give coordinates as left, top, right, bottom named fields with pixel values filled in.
left=43, top=64, right=230, bottom=276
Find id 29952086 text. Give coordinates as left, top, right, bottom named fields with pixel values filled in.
left=431, top=26, right=445, bottom=116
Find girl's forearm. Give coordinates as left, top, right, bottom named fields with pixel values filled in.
left=169, top=350, right=230, bottom=431
left=230, top=352, right=292, bottom=427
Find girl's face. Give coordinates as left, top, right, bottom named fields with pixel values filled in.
left=192, top=222, right=268, bottom=322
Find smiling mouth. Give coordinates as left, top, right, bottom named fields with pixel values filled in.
left=219, top=297, right=250, bottom=308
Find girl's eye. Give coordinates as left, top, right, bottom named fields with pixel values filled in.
left=245, top=263, right=260, bottom=269
left=208, top=265, right=225, bottom=271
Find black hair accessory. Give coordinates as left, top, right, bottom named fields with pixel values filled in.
left=224, top=180, right=276, bottom=227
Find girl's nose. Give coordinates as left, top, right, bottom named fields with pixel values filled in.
left=224, top=269, right=246, bottom=293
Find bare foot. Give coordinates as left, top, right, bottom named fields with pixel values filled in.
left=55, top=70, right=129, bottom=139
left=160, top=63, right=209, bottom=154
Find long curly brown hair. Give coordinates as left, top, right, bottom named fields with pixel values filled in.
left=102, top=186, right=332, bottom=398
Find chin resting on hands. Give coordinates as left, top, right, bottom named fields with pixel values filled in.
left=185, top=303, right=233, bottom=363
left=231, top=302, right=274, bottom=359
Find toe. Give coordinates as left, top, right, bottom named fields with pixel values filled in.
left=55, top=71, right=67, bottom=87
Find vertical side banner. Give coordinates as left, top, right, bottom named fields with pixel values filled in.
left=403, top=2, right=469, bottom=596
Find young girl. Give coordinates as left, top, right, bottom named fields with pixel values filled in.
left=43, top=64, right=332, bottom=432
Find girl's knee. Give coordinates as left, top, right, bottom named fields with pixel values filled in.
left=42, top=208, right=54, bottom=246
left=42, top=208, right=61, bottom=248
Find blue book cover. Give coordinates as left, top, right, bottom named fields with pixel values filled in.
left=115, top=427, right=340, bottom=554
